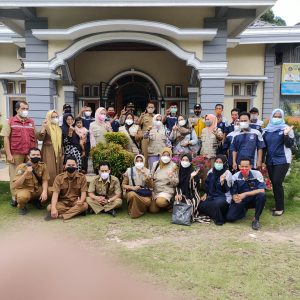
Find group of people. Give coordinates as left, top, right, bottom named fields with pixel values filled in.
left=0, top=99, right=295, bottom=230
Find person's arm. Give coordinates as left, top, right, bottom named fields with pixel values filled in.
left=188, top=130, right=198, bottom=145
left=89, top=124, right=96, bottom=147
left=40, top=179, right=49, bottom=202
left=232, top=151, right=237, bottom=170
left=162, top=109, right=170, bottom=124
left=13, top=165, right=32, bottom=189
left=77, top=107, right=85, bottom=118
left=107, top=180, right=122, bottom=202
left=284, top=127, right=295, bottom=148
left=4, top=136, right=13, bottom=163
left=256, top=149, right=263, bottom=168
left=239, top=188, right=265, bottom=201
left=50, top=192, right=59, bottom=218
left=137, top=112, right=145, bottom=126
left=122, top=174, right=139, bottom=191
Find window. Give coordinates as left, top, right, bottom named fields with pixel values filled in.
left=245, top=84, right=253, bottom=96
left=92, top=85, right=100, bottom=97
left=174, top=85, right=182, bottom=97
left=7, top=82, right=15, bottom=94
left=19, top=82, right=26, bottom=94
left=165, top=85, right=173, bottom=97
left=82, top=85, right=91, bottom=97
left=234, top=99, right=250, bottom=112
left=232, top=83, right=241, bottom=96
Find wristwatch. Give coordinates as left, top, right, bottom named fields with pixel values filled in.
left=107, top=199, right=111, bottom=203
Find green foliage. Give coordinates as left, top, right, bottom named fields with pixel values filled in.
left=0, top=123, right=3, bottom=150
left=103, top=132, right=129, bottom=149
left=260, top=9, right=286, bottom=26
left=91, top=142, right=134, bottom=178
left=283, top=161, right=300, bottom=199
left=283, top=101, right=293, bottom=116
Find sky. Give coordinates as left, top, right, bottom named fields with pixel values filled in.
left=272, top=0, right=300, bottom=26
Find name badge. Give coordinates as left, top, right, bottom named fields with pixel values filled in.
left=279, top=131, right=284, bottom=135
left=249, top=135, right=255, bottom=140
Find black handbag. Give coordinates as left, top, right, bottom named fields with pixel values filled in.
left=171, top=200, right=193, bottom=226
left=130, top=168, right=152, bottom=197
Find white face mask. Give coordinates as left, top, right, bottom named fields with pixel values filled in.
left=125, top=119, right=134, bottom=126
left=181, top=161, right=191, bottom=168
left=85, top=111, right=92, bottom=117
left=51, top=117, right=59, bottom=125
left=240, top=121, right=249, bottom=129
left=100, top=172, right=109, bottom=180
left=178, top=120, right=186, bottom=127
left=147, top=108, right=155, bottom=114
left=161, top=156, right=171, bottom=164
left=135, top=162, right=144, bottom=170
left=154, top=120, right=162, bottom=127
left=20, top=110, right=29, bottom=118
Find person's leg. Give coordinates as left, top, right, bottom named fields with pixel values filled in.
left=15, top=189, right=31, bottom=209
left=156, top=197, right=169, bottom=208
left=103, top=198, right=123, bottom=212
left=62, top=202, right=88, bottom=220
left=149, top=198, right=160, bottom=213
left=213, top=197, right=229, bottom=225
left=126, top=191, right=151, bottom=218
left=226, top=201, right=247, bottom=222
left=9, top=154, right=26, bottom=200
left=252, top=193, right=266, bottom=221
left=86, top=197, right=104, bottom=214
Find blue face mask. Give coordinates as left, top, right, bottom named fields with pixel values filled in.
left=271, top=118, right=283, bottom=126
left=214, top=162, right=223, bottom=171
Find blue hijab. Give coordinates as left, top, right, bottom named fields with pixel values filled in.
left=264, top=108, right=287, bottom=133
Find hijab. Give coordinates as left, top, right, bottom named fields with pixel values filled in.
left=95, top=107, right=106, bottom=125
left=46, top=110, right=62, bottom=158
left=205, top=114, right=218, bottom=133
left=212, top=154, right=228, bottom=177
left=159, top=147, right=173, bottom=169
left=264, top=108, right=287, bottom=133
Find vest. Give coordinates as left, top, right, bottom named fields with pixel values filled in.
left=9, top=116, right=36, bottom=155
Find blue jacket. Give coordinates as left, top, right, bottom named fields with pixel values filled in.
left=223, top=130, right=240, bottom=166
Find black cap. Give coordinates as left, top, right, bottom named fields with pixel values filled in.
left=249, top=107, right=259, bottom=114
left=194, top=104, right=202, bottom=109
left=63, top=104, right=71, bottom=110
left=127, top=102, right=135, bottom=108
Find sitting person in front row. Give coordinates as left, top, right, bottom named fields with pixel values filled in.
left=45, top=156, right=88, bottom=221
left=122, top=154, right=153, bottom=219
left=198, top=155, right=232, bottom=226
left=226, top=157, right=266, bottom=230
left=87, top=162, right=122, bottom=217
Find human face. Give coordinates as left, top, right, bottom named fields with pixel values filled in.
left=135, top=157, right=143, bottom=163
left=51, top=112, right=58, bottom=119
left=65, top=159, right=77, bottom=170
left=147, top=103, right=155, bottom=113
left=181, top=156, right=190, bottom=163
left=107, top=107, right=115, bottom=113
left=28, top=150, right=41, bottom=164
left=155, top=115, right=162, bottom=122
left=194, top=108, right=201, bottom=116
left=178, top=116, right=184, bottom=122
left=66, top=116, right=74, bottom=126
left=162, top=151, right=170, bottom=157
left=76, top=120, right=83, bottom=128
left=215, top=158, right=223, bottom=164
left=231, top=111, right=239, bottom=121
left=126, top=114, right=133, bottom=121
left=273, top=111, right=282, bottom=118
left=239, top=114, right=250, bottom=130
left=215, top=106, right=223, bottom=116
left=17, top=103, right=29, bottom=118
left=239, top=160, right=251, bottom=177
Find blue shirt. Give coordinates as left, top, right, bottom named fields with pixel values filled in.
left=164, top=115, right=178, bottom=132
left=232, top=128, right=265, bottom=167
left=250, top=120, right=263, bottom=133
left=263, top=128, right=294, bottom=165
left=223, top=130, right=239, bottom=166
left=231, top=170, right=266, bottom=195
left=82, top=117, right=95, bottom=145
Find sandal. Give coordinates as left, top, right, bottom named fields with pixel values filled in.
left=272, top=210, right=284, bottom=216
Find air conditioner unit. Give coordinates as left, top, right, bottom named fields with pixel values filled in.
left=17, top=47, right=26, bottom=60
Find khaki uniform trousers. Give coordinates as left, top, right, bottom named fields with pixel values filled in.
left=126, top=191, right=151, bottom=218
left=47, top=201, right=88, bottom=220
left=149, top=197, right=170, bottom=213
left=15, top=187, right=42, bottom=209
left=9, top=154, right=27, bottom=197
left=86, top=197, right=122, bottom=214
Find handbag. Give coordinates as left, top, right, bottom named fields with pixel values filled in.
left=130, top=168, right=152, bottom=197
left=171, top=200, right=193, bottom=226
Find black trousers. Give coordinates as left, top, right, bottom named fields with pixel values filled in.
left=267, top=163, right=290, bottom=211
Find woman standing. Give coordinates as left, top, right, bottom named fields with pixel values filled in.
left=198, top=155, right=232, bottom=225
left=263, top=108, right=294, bottom=216
left=38, top=110, right=63, bottom=186
left=149, top=147, right=178, bottom=213
left=122, top=154, right=153, bottom=218
left=169, top=115, right=199, bottom=156
left=61, top=113, right=82, bottom=171
left=119, top=113, right=140, bottom=155
left=89, top=107, right=112, bottom=147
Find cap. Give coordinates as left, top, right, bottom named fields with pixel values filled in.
left=194, top=104, right=202, bottom=109
left=63, top=104, right=71, bottom=110
left=126, top=102, right=135, bottom=108
left=249, top=107, right=259, bottom=114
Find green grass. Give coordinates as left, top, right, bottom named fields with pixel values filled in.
left=0, top=162, right=300, bottom=300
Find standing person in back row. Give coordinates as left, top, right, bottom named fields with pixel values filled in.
left=249, top=107, right=264, bottom=132
left=189, top=104, right=205, bottom=149
left=163, top=102, right=179, bottom=133
left=0, top=101, right=37, bottom=206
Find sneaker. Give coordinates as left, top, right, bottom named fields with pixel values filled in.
left=10, top=199, right=17, bottom=207
left=106, top=209, right=116, bottom=217
left=19, top=207, right=27, bottom=215
left=251, top=219, right=260, bottom=230
left=33, top=199, right=44, bottom=210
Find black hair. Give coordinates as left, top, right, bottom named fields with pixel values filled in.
left=231, top=108, right=240, bottom=114
left=64, top=156, right=77, bottom=165
left=215, top=103, right=224, bottom=109
left=239, top=157, right=251, bottom=164
left=239, top=111, right=250, bottom=119
left=74, top=117, right=83, bottom=125
left=106, top=106, right=115, bottom=110
left=16, top=101, right=29, bottom=110
left=28, top=147, right=41, bottom=155
left=169, top=102, right=178, bottom=107
left=99, top=161, right=111, bottom=169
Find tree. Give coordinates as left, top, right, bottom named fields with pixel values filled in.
left=260, top=9, right=286, bottom=26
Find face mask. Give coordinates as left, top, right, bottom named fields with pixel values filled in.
left=250, top=114, right=258, bottom=122
left=64, top=109, right=71, bottom=114
left=98, top=114, right=106, bottom=122
left=154, top=120, right=162, bottom=127
left=107, top=111, right=115, bottom=118
left=194, top=111, right=201, bottom=116
left=147, top=108, right=155, bottom=114
left=170, top=108, right=177, bottom=114
left=181, top=161, right=191, bottom=168
left=125, top=119, right=134, bottom=126
left=234, top=125, right=240, bottom=132
left=135, top=162, right=144, bottom=170
left=205, top=120, right=212, bottom=126
left=51, top=117, right=59, bottom=125
left=240, top=121, right=249, bottom=129
left=85, top=111, right=92, bottom=117
left=20, top=110, right=29, bottom=118
left=240, top=169, right=250, bottom=177
left=178, top=120, right=186, bottom=127
left=30, top=157, right=41, bottom=164
left=100, top=172, right=109, bottom=180
left=214, top=162, right=223, bottom=171
left=66, top=166, right=76, bottom=174
left=161, top=156, right=171, bottom=164
left=271, top=118, right=283, bottom=126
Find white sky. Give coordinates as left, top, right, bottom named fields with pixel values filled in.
left=272, top=0, right=300, bottom=26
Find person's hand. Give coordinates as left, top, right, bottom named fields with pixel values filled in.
left=132, top=186, right=141, bottom=191
left=232, top=162, right=237, bottom=171
left=7, top=154, right=14, bottom=164
left=172, top=125, right=178, bottom=131
left=81, top=151, right=86, bottom=158
left=76, top=197, right=84, bottom=206
left=140, top=111, right=146, bottom=118
left=261, top=163, right=266, bottom=171
left=232, top=194, right=241, bottom=203
left=220, top=173, right=226, bottom=184
left=238, top=192, right=247, bottom=201
left=80, top=106, right=86, bottom=113
left=191, top=169, right=200, bottom=179
left=284, top=125, right=294, bottom=135
left=42, top=119, right=48, bottom=128
left=165, top=108, right=170, bottom=115
left=113, top=114, right=119, bottom=121
left=175, top=194, right=182, bottom=202
left=200, top=194, right=207, bottom=201
left=25, top=165, right=33, bottom=174
left=40, top=191, right=48, bottom=202
left=121, top=106, right=127, bottom=115
left=51, top=207, right=58, bottom=219
left=256, top=161, right=262, bottom=170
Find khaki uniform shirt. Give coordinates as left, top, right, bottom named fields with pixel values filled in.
left=140, top=113, right=154, bottom=132
left=88, top=175, right=121, bottom=198
left=0, top=119, right=11, bottom=137
left=53, top=172, right=88, bottom=203
left=13, top=162, right=50, bottom=192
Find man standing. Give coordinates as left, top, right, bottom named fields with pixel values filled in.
left=214, top=103, right=228, bottom=133
left=249, top=107, right=264, bottom=132
left=119, top=102, right=138, bottom=125
left=87, top=162, right=122, bottom=217
left=225, top=108, right=240, bottom=134
left=227, top=158, right=266, bottom=230
left=58, top=104, right=72, bottom=126
left=45, top=157, right=88, bottom=221
left=0, top=101, right=37, bottom=206
left=162, top=102, right=179, bottom=133
left=106, top=106, right=120, bottom=132
left=13, top=148, right=49, bottom=215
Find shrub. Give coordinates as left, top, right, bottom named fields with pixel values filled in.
left=103, top=132, right=129, bottom=149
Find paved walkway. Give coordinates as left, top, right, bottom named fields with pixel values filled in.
left=0, top=160, right=9, bottom=182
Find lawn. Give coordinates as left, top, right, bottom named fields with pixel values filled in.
left=0, top=163, right=299, bottom=300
